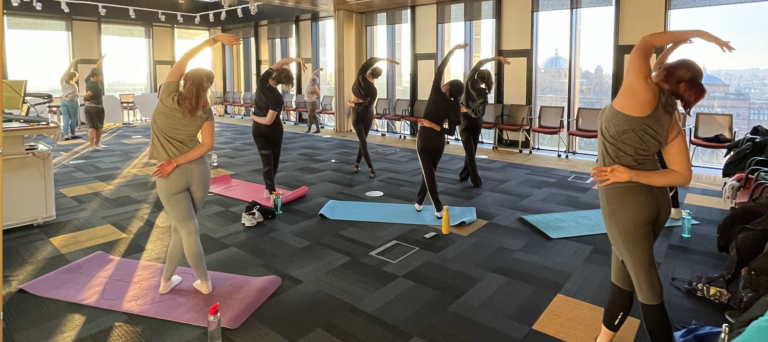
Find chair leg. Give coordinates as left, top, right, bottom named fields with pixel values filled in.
left=690, top=145, right=698, bottom=163
left=492, top=127, right=498, bottom=150
left=560, top=133, right=569, bottom=159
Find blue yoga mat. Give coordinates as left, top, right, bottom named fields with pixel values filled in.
left=520, top=209, right=700, bottom=239
left=318, top=200, right=477, bottom=226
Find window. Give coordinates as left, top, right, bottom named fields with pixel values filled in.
left=368, top=14, right=388, bottom=99
left=534, top=9, right=570, bottom=151
left=175, top=28, right=212, bottom=72
left=5, top=17, right=71, bottom=97
left=101, top=24, right=151, bottom=95
left=318, top=19, right=336, bottom=99
left=394, top=19, right=411, bottom=100
left=571, top=4, right=615, bottom=154
left=669, top=1, right=768, bottom=167
left=441, top=5, right=466, bottom=85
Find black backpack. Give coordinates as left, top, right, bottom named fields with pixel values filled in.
left=244, top=201, right=276, bottom=220
left=740, top=249, right=768, bottom=312
left=717, top=196, right=768, bottom=252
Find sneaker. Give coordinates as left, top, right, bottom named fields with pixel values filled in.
left=242, top=211, right=263, bottom=227
left=435, top=210, right=444, bottom=219
left=63, top=136, right=71, bottom=141
left=670, top=208, right=682, bottom=220
left=89, top=146, right=100, bottom=152
left=92, top=145, right=105, bottom=151
left=98, top=144, right=107, bottom=149
left=415, top=203, right=423, bottom=212
left=71, top=135, right=81, bottom=139
left=312, top=130, right=321, bottom=134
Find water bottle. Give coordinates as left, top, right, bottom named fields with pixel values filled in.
left=681, top=210, right=692, bottom=238
left=208, top=303, right=222, bottom=342
left=272, top=191, right=282, bottom=214
left=718, top=324, right=730, bottom=342
left=211, top=151, right=218, bottom=167
left=442, top=206, right=450, bottom=235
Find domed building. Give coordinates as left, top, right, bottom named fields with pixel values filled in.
left=537, top=49, right=569, bottom=96
left=702, top=67, right=730, bottom=93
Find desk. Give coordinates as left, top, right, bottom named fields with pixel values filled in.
left=2, top=124, right=59, bottom=229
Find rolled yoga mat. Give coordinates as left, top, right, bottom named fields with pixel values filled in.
left=520, top=209, right=700, bottom=239
left=19, top=251, right=281, bottom=329
left=318, top=200, right=477, bottom=226
left=209, top=174, right=308, bottom=208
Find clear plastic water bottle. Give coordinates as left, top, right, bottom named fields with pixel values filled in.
left=681, top=210, right=692, bottom=238
left=211, top=151, right=218, bottom=167
left=272, top=191, right=282, bottom=214
left=208, top=303, right=222, bottom=342
left=718, top=324, right=730, bottom=342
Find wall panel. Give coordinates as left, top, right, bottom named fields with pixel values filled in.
left=504, top=58, right=527, bottom=105
left=415, top=5, right=437, bottom=54
left=501, top=0, right=532, bottom=50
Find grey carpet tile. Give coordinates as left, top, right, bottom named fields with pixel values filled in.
left=3, top=122, right=733, bottom=341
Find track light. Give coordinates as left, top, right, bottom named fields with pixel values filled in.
left=34, top=0, right=41, bottom=10
left=220, top=10, right=226, bottom=20
left=195, top=15, right=200, bottom=24
left=178, top=14, right=183, bottom=23
left=209, top=12, right=214, bottom=22
left=250, top=3, right=258, bottom=15
left=99, top=5, right=106, bottom=16
left=61, top=1, right=69, bottom=13
left=159, top=12, right=166, bottom=22
left=11, top=0, right=19, bottom=7
left=129, top=8, right=135, bottom=18
left=237, top=8, right=243, bottom=17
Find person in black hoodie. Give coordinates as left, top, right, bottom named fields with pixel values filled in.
left=346, top=57, right=400, bottom=178
left=459, top=56, right=511, bottom=187
left=414, top=43, right=468, bottom=218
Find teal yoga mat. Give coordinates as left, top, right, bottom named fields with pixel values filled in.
left=318, top=200, right=477, bottom=226
left=520, top=209, right=700, bottom=239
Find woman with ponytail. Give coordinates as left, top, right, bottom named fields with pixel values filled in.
left=305, top=68, right=323, bottom=134
left=591, top=30, right=733, bottom=342
left=149, top=33, right=241, bottom=296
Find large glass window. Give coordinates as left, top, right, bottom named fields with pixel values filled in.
left=318, top=19, right=335, bottom=98
left=5, top=17, right=71, bottom=97
left=368, top=14, right=388, bottom=99
left=534, top=9, right=571, bottom=150
left=101, top=24, right=151, bottom=95
left=175, top=28, right=212, bottom=72
left=441, top=5, right=466, bottom=85
left=394, top=20, right=411, bottom=100
left=669, top=2, right=768, bottom=167
left=571, top=5, right=614, bottom=154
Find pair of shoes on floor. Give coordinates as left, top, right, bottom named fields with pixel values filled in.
left=159, top=276, right=213, bottom=294
left=415, top=203, right=444, bottom=218
left=242, top=209, right=264, bottom=227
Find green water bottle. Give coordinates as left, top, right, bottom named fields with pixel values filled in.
left=272, top=191, right=282, bottom=214
left=681, top=210, right=692, bottom=238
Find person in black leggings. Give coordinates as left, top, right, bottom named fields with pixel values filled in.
left=414, top=43, right=467, bottom=218
left=459, top=56, right=510, bottom=187
left=346, top=57, right=400, bottom=178
left=250, top=57, right=306, bottom=197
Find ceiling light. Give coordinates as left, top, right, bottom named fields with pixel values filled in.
left=159, top=12, right=166, bottom=22
left=177, top=14, right=183, bottom=23
left=99, top=5, right=106, bottom=16
left=237, top=8, right=243, bottom=17
left=34, top=0, right=41, bottom=10
left=250, top=3, right=258, bottom=15
left=11, top=0, right=19, bottom=6
left=195, top=16, right=200, bottom=24
left=209, top=12, right=214, bottom=22
left=61, top=2, right=70, bottom=13
left=220, top=11, right=226, bottom=20
left=129, top=8, right=135, bottom=18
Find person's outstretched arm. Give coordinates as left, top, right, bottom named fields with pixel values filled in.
left=467, top=56, right=510, bottom=81
left=94, top=54, right=106, bottom=70
left=271, top=57, right=307, bottom=73
left=62, top=58, right=80, bottom=79
left=166, top=34, right=241, bottom=84
left=358, top=57, right=399, bottom=77
left=311, top=68, right=323, bottom=78
left=435, top=43, right=468, bottom=84
left=653, top=40, right=690, bottom=73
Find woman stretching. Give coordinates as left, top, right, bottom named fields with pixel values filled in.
left=305, top=68, right=323, bottom=134
left=83, top=54, right=107, bottom=151
left=346, top=57, right=399, bottom=178
left=150, top=33, right=242, bottom=295
left=251, top=57, right=307, bottom=197
left=60, top=58, right=81, bottom=140
left=459, top=56, right=510, bottom=187
left=414, top=43, right=468, bottom=218
left=592, top=30, right=732, bottom=342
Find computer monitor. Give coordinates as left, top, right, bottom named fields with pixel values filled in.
left=3, top=80, right=27, bottom=111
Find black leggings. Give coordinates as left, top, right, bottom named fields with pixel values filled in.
left=657, top=152, right=680, bottom=208
left=252, top=123, right=284, bottom=193
left=351, top=106, right=374, bottom=169
left=416, top=129, right=445, bottom=210
left=459, top=113, right=484, bottom=187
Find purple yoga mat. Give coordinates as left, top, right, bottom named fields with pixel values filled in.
left=20, top=251, right=281, bottom=329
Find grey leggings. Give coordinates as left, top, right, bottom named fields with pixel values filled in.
left=156, top=157, right=210, bottom=281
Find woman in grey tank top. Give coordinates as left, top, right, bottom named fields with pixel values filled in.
left=591, top=30, right=733, bottom=342
left=304, top=68, right=323, bottom=134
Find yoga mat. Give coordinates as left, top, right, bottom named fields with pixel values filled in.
left=20, top=251, right=281, bottom=329
left=318, top=200, right=477, bottom=226
left=521, top=209, right=700, bottom=239
left=209, top=174, right=308, bottom=208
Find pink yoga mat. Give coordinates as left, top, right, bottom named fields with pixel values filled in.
left=20, top=251, right=281, bottom=329
left=209, top=174, right=308, bottom=208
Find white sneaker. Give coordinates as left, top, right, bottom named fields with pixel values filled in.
left=98, top=144, right=107, bottom=149
left=670, top=208, right=682, bottom=220
left=89, top=146, right=101, bottom=152
left=415, top=203, right=423, bottom=212
left=435, top=210, right=444, bottom=219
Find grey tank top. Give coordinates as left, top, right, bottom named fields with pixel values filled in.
left=597, top=88, right=678, bottom=171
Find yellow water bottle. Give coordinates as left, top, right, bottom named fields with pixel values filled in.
left=442, top=206, right=450, bottom=235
